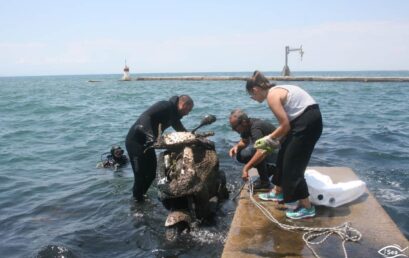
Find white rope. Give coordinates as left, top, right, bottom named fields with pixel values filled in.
left=247, top=181, right=362, bottom=258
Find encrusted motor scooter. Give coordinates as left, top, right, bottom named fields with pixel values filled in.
left=152, top=115, right=229, bottom=240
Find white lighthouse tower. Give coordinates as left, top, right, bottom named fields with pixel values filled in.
left=122, top=60, right=131, bottom=81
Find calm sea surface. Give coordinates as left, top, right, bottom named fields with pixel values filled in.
left=1, top=71, right=408, bottom=257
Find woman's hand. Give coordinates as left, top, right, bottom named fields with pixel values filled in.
left=254, top=135, right=280, bottom=152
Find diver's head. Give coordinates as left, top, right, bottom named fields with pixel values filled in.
left=111, top=146, right=124, bottom=159
left=177, top=95, right=194, bottom=116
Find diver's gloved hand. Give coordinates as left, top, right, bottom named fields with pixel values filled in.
left=254, top=136, right=280, bottom=153
left=135, top=125, right=155, bottom=142
left=144, top=134, right=155, bottom=148
left=145, top=133, right=154, bottom=143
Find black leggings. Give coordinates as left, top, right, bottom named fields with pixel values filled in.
left=125, top=136, right=157, bottom=201
left=274, top=105, right=323, bottom=203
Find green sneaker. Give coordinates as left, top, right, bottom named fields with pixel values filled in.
left=286, top=206, right=315, bottom=219
left=258, top=191, right=283, bottom=201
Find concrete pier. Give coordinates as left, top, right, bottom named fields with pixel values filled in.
left=134, top=76, right=409, bottom=82
left=222, top=167, right=409, bottom=258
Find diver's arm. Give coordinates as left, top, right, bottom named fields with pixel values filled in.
left=137, top=114, right=154, bottom=137
left=172, top=119, right=187, bottom=132
left=138, top=101, right=171, bottom=137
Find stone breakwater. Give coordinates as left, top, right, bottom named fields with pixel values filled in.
left=133, top=76, right=409, bottom=82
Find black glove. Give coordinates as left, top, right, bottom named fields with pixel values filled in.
left=145, top=134, right=155, bottom=147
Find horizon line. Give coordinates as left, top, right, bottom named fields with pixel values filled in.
left=1, top=69, right=409, bottom=78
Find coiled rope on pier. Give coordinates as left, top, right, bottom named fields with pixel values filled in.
left=247, top=181, right=362, bottom=258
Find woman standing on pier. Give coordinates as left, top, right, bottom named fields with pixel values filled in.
left=245, top=70, right=323, bottom=219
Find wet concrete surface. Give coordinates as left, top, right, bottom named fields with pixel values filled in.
left=222, top=167, right=409, bottom=258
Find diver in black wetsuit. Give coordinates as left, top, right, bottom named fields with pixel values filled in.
left=125, top=95, right=194, bottom=202
left=101, top=146, right=128, bottom=169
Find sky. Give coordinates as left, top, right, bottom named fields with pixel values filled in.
left=1, top=0, right=409, bottom=76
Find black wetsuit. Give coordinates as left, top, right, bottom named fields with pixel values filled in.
left=237, top=118, right=277, bottom=183
left=103, top=154, right=128, bottom=168
left=125, top=96, right=187, bottom=201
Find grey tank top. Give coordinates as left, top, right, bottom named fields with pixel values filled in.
left=270, top=85, right=316, bottom=121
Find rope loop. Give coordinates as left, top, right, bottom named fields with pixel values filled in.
left=247, top=181, right=362, bottom=258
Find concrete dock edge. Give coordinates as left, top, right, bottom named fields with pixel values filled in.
left=221, top=167, right=409, bottom=258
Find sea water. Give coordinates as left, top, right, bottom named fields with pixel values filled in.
left=0, top=71, right=408, bottom=257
